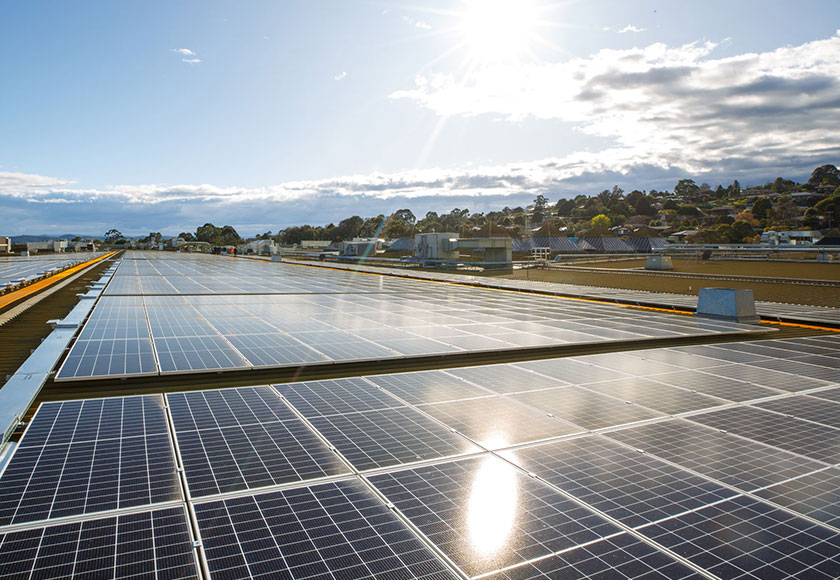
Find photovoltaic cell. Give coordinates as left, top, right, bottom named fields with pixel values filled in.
left=515, top=358, right=631, bottom=385
left=167, top=387, right=349, bottom=497
left=687, top=405, right=840, bottom=464
left=604, top=419, right=825, bottom=492
left=754, top=468, right=840, bottom=529
left=753, top=395, right=840, bottom=430
left=56, top=338, right=158, bottom=380
left=647, top=370, right=781, bottom=402
left=419, top=396, right=582, bottom=449
left=582, top=377, right=726, bottom=415
left=0, top=507, right=198, bottom=580
left=501, top=436, right=737, bottom=529
left=807, top=387, right=840, bottom=404
left=368, top=456, right=621, bottom=577
left=366, top=371, right=491, bottom=404
left=701, top=364, right=829, bottom=392
left=306, top=407, right=480, bottom=471
left=512, top=386, right=663, bottom=431
left=0, top=396, right=179, bottom=526
left=747, top=358, right=840, bottom=383
left=637, top=495, right=840, bottom=580
left=193, top=479, right=459, bottom=580
left=276, top=378, right=404, bottom=418
left=446, top=365, right=569, bottom=395
left=483, top=534, right=704, bottom=580
left=156, top=335, right=250, bottom=374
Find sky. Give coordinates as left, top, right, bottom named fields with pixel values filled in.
left=1, top=0, right=838, bottom=236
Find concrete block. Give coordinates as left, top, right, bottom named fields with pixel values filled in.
left=645, top=255, right=674, bottom=270
left=694, top=288, right=760, bottom=324
left=270, top=255, right=283, bottom=262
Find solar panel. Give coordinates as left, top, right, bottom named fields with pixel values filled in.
left=807, top=387, right=840, bottom=404
left=604, top=419, right=825, bottom=492
left=156, top=335, right=251, bottom=373
left=418, top=396, right=582, bottom=449
left=747, top=358, right=840, bottom=383
left=637, top=495, right=840, bottom=579
left=647, top=370, right=782, bottom=402
left=754, top=467, right=840, bottom=529
left=367, top=456, right=621, bottom=577
left=305, top=407, right=480, bottom=471
left=512, top=386, right=663, bottom=430
left=0, top=397, right=180, bottom=526
left=500, top=436, right=737, bottom=529
left=0, top=506, right=199, bottom=580
left=687, top=405, right=840, bottom=464
left=446, top=365, right=570, bottom=394
left=366, top=370, right=491, bottom=404
left=276, top=378, right=404, bottom=417
left=167, top=387, right=350, bottom=497
left=515, top=358, right=632, bottom=385
left=483, top=534, right=704, bottom=580
left=193, top=479, right=460, bottom=580
left=754, top=395, right=840, bottom=430
left=583, top=377, right=726, bottom=415
left=701, top=363, right=830, bottom=392
left=56, top=338, right=158, bottom=380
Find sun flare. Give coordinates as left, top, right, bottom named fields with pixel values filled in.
left=458, top=0, right=540, bottom=64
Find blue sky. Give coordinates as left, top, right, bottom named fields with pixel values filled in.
left=1, top=0, right=838, bottom=236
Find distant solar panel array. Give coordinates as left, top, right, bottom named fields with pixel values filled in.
left=298, top=259, right=840, bottom=326
left=0, top=253, right=105, bottom=291
left=55, top=253, right=763, bottom=380
left=6, top=334, right=840, bottom=578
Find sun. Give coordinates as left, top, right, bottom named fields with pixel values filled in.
left=458, top=0, right=540, bottom=65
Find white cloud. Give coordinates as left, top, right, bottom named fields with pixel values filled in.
left=334, top=71, right=347, bottom=81
left=171, top=48, right=200, bottom=63
left=415, top=21, right=432, bottom=30
left=390, top=31, right=840, bottom=175
left=618, top=25, right=645, bottom=33
left=0, top=170, right=73, bottom=193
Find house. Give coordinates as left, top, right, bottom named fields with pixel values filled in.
left=760, top=231, right=823, bottom=246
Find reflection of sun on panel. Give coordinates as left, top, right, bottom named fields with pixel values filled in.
left=467, top=456, right=519, bottom=557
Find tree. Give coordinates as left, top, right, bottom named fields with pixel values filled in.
left=393, top=209, right=416, bottom=225
left=590, top=214, right=611, bottom=231
left=104, top=229, right=123, bottom=243
left=555, top=198, right=576, bottom=216
left=731, top=220, right=756, bottom=243
left=219, top=225, right=242, bottom=246
left=751, top=198, right=772, bottom=221
left=195, top=223, right=223, bottom=244
left=773, top=196, right=798, bottom=225
left=773, top=177, right=796, bottom=194
left=336, top=216, right=364, bottom=241
left=674, top=179, right=700, bottom=198
left=807, top=164, right=840, bottom=189
left=178, top=232, right=195, bottom=241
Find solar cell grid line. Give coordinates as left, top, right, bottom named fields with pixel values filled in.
left=573, top=352, right=685, bottom=376
left=445, top=365, right=571, bottom=396
left=366, top=455, right=624, bottom=578
left=636, top=494, right=840, bottom=580
left=806, top=387, right=840, bottom=404
left=497, top=435, right=739, bottom=530
left=166, top=386, right=350, bottom=497
left=603, top=419, right=827, bottom=493
left=699, top=363, right=831, bottom=392
left=416, top=396, right=584, bottom=450
left=671, top=345, right=772, bottom=364
left=0, top=506, right=200, bottom=580
left=753, top=467, right=840, bottom=530
left=303, top=406, right=482, bottom=472
left=580, top=377, right=730, bottom=416
left=643, top=370, right=783, bottom=403
left=746, top=357, right=840, bottom=383
left=513, top=358, right=633, bottom=386
left=627, top=348, right=730, bottom=370
left=365, top=371, right=494, bottom=405
left=479, top=534, right=707, bottom=580
left=192, top=478, right=462, bottom=580
left=753, top=395, right=840, bottom=430
left=787, top=353, right=840, bottom=370
left=511, top=386, right=664, bottom=431
left=276, top=378, right=408, bottom=418
left=686, top=405, right=840, bottom=464
left=0, top=396, right=180, bottom=526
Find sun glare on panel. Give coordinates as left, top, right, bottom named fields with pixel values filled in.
left=466, top=457, right=519, bottom=558
left=458, top=0, right=540, bottom=64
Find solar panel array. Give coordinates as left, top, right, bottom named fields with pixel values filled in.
left=0, top=253, right=105, bottom=291
left=297, top=258, right=840, bottom=326
left=8, top=333, right=840, bottom=578
left=55, top=253, right=765, bottom=380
